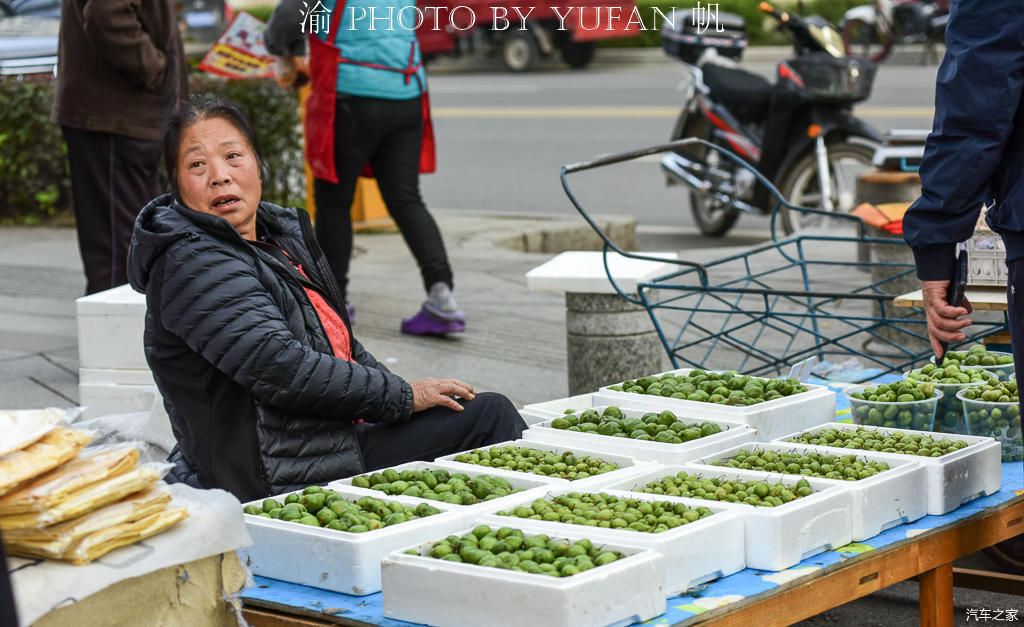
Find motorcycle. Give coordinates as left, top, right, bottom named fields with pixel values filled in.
left=661, top=2, right=882, bottom=236
left=840, top=0, right=949, bottom=64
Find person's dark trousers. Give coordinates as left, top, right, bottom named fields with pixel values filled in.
left=1009, top=259, right=1023, bottom=469
left=312, top=95, right=453, bottom=303
left=62, top=126, right=162, bottom=295
left=356, top=392, right=526, bottom=471
left=0, top=531, right=18, bottom=626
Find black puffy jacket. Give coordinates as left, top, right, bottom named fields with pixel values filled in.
left=127, top=194, right=414, bottom=502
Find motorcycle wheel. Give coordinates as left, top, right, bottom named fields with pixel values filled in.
left=777, top=141, right=876, bottom=236
left=842, top=18, right=895, bottom=63
left=678, top=115, right=741, bottom=237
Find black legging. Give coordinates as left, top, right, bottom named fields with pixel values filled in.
left=313, top=95, right=453, bottom=302
left=356, top=392, right=526, bottom=471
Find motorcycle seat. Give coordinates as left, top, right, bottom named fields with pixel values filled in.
left=702, top=64, right=774, bottom=112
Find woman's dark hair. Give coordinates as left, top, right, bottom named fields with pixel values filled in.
left=163, top=95, right=268, bottom=200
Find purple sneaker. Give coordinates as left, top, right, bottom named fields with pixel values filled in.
left=345, top=303, right=355, bottom=323
left=401, top=303, right=466, bottom=336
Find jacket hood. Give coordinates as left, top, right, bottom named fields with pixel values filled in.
left=127, top=193, right=302, bottom=293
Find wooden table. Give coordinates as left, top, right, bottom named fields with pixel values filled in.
left=240, top=465, right=1024, bottom=627
left=894, top=286, right=1012, bottom=345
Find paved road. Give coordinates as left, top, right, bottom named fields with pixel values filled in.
left=421, top=49, right=938, bottom=248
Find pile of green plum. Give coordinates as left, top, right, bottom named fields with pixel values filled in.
left=937, top=344, right=1014, bottom=370
left=410, top=526, right=625, bottom=577
left=958, top=381, right=1022, bottom=461
left=351, top=468, right=522, bottom=505
left=494, top=492, right=715, bottom=532
left=787, top=427, right=971, bottom=457
left=452, top=446, right=619, bottom=480
left=606, top=370, right=808, bottom=406
left=711, top=448, right=890, bottom=481
left=242, top=486, right=440, bottom=532
left=846, top=381, right=939, bottom=430
left=551, top=406, right=724, bottom=444
left=905, top=364, right=996, bottom=433
left=635, top=471, right=813, bottom=507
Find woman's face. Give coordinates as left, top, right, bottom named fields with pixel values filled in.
left=177, top=117, right=262, bottom=241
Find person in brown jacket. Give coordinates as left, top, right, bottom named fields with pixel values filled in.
left=52, top=0, right=187, bottom=295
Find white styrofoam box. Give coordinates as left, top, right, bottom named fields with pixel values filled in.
left=238, top=485, right=465, bottom=595
left=433, top=438, right=658, bottom=492
left=522, top=406, right=756, bottom=466
left=519, top=393, right=647, bottom=426
left=525, top=250, right=680, bottom=294
left=476, top=487, right=746, bottom=595
left=328, top=460, right=558, bottom=514
left=686, top=442, right=928, bottom=541
left=76, top=283, right=148, bottom=370
left=78, top=382, right=156, bottom=420
left=604, top=465, right=853, bottom=571
left=381, top=519, right=666, bottom=627
left=593, top=368, right=837, bottom=441
left=772, top=422, right=1002, bottom=515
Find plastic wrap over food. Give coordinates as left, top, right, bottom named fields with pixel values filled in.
left=64, top=506, right=189, bottom=565
left=0, top=428, right=92, bottom=497
left=0, top=444, right=139, bottom=515
left=0, top=408, right=80, bottom=457
left=0, top=462, right=168, bottom=531
left=2, top=487, right=173, bottom=560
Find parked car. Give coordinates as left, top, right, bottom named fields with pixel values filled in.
left=0, top=0, right=58, bottom=77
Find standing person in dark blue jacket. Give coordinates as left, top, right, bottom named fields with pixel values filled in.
left=265, top=0, right=466, bottom=336
left=903, top=0, right=1024, bottom=403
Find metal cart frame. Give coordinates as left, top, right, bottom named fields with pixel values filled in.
left=560, top=139, right=1008, bottom=381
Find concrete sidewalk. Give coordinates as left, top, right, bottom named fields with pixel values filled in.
left=0, top=211, right=640, bottom=411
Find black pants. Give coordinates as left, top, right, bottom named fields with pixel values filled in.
left=62, top=126, right=162, bottom=295
left=313, top=95, right=453, bottom=302
left=1009, top=259, right=1023, bottom=452
left=356, top=392, right=526, bottom=471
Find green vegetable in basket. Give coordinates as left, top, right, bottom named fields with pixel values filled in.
left=609, top=371, right=806, bottom=405
left=712, top=448, right=890, bottom=480
left=495, top=492, right=714, bottom=532
left=554, top=406, right=723, bottom=444
left=423, top=527, right=625, bottom=576
left=634, top=471, right=811, bottom=507
left=787, top=427, right=970, bottom=457
left=452, top=445, right=618, bottom=480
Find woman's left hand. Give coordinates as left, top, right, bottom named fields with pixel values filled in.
left=411, top=378, right=476, bottom=412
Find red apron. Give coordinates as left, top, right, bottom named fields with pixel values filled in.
left=304, top=0, right=436, bottom=183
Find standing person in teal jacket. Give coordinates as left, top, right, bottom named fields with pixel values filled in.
left=266, top=0, right=466, bottom=335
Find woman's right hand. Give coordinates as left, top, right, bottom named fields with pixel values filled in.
left=411, top=378, right=475, bottom=412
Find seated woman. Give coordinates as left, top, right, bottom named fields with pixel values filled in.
left=127, top=98, right=526, bottom=502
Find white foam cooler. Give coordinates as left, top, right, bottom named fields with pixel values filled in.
left=75, top=284, right=148, bottom=370
left=381, top=519, right=666, bottom=627
left=476, top=487, right=746, bottom=594
left=522, top=406, right=756, bottom=465
left=238, top=485, right=465, bottom=595
left=593, top=368, right=837, bottom=441
left=520, top=393, right=646, bottom=425
left=433, top=438, right=656, bottom=491
left=328, top=460, right=559, bottom=516
left=687, top=441, right=928, bottom=540
left=773, top=422, right=1003, bottom=515
left=605, top=464, right=853, bottom=571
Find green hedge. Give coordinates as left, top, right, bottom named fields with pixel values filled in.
left=0, top=74, right=305, bottom=223
left=0, top=78, right=69, bottom=225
